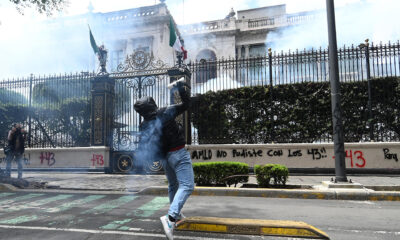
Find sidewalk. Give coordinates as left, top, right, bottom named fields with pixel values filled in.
left=2, top=172, right=400, bottom=201
left=19, top=172, right=400, bottom=190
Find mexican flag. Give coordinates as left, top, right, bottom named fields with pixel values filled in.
left=169, top=17, right=187, bottom=60
left=89, top=26, right=99, bottom=54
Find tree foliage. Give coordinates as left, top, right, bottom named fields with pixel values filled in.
left=9, top=0, right=67, bottom=15
left=0, top=89, right=28, bottom=147
left=30, top=77, right=130, bottom=147
left=30, top=78, right=91, bottom=147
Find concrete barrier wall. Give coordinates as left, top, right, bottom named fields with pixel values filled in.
left=0, top=143, right=399, bottom=171
left=187, top=143, right=400, bottom=169
left=0, top=147, right=109, bottom=170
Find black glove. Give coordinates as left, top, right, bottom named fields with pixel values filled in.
left=176, top=81, right=191, bottom=90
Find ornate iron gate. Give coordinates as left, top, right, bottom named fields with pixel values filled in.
left=109, top=50, right=171, bottom=173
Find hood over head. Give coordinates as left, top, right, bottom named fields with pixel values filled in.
left=134, top=96, right=158, bottom=120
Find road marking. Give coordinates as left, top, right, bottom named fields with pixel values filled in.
left=0, top=193, right=44, bottom=209
left=100, top=218, right=132, bottom=230
left=126, top=227, right=143, bottom=231
left=0, top=224, right=236, bottom=239
left=328, top=227, right=400, bottom=235
left=349, top=201, right=375, bottom=205
left=5, top=194, right=74, bottom=212
left=0, top=193, right=15, bottom=199
left=83, top=195, right=137, bottom=215
left=131, top=197, right=169, bottom=217
left=46, top=195, right=106, bottom=213
left=0, top=215, right=38, bottom=224
left=48, top=195, right=136, bottom=227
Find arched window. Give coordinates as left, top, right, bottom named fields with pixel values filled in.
left=195, top=49, right=217, bottom=83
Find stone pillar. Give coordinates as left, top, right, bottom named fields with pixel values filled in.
left=237, top=46, right=242, bottom=59
left=245, top=45, right=250, bottom=58
left=167, top=67, right=192, bottom=144
left=91, top=75, right=115, bottom=147
left=126, top=39, right=134, bottom=54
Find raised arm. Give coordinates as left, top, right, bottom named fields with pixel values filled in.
left=162, top=82, right=190, bottom=121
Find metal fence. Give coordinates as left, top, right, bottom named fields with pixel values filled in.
left=1, top=41, right=399, bottom=147
left=188, top=41, right=400, bottom=144
left=189, top=41, right=400, bottom=93
left=0, top=73, right=94, bottom=148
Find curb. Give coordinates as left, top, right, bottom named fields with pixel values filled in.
left=0, top=184, right=18, bottom=192
left=138, top=186, right=400, bottom=201
left=2, top=183, right=400, bottom=201
left=176, top=216, right=330, bottom=239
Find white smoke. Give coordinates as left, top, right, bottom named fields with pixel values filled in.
left=0, top=4, right=95, bottom=79
left=267, top=0, right=400, bottom=51
left=193, top=76, right=243, bottom=94
left=134, top=117, right=163, bottom=174
left=0, top=1, right=154, bottom=79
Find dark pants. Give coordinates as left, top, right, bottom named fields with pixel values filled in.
left=5, top=152, right=23, bottom=179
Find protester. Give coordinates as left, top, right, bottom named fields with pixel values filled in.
left=134, top=80, right=193, bottom=240
left=5, top=123, right=26, bottom=179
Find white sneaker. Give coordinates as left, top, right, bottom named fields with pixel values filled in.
left=160, top=215, right=175, bottom=240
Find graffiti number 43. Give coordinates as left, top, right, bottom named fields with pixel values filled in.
left=39, top=152, right=56, bottom=167
left=346, top=150, right=366, bottom=168
left=91, top=154, right=104, bottom=166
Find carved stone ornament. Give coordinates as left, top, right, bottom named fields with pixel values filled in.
left=115, top=50, right=168, bottom=73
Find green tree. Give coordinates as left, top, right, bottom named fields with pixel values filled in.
left=31, top=76, right=131, bottom=147
left=9, top=0, right=67, bottom=15
left=31, top=77, right=91, bottom=147
left=0, top=88, right=28, bottom=147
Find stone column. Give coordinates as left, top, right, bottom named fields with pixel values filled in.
left=167, top=67, right=192, bottom=144
left=245, top=45, right=250, bottom=58
left=91, top=75, right=115, bottom=147
left=237, top=46, right=242, bottom=59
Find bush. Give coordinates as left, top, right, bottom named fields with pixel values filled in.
left=254, top=164, right=289, bottom=187
left=192, top=162, right=249, bottom=187
left=271, top=164, right=289, bottom=185
left=191, top=77, right=400, bottom=143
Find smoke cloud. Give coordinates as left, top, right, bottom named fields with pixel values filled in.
left=267, top=0, right=400, bottom=51
left=0, top=7, right=95, bottom=79
left=133, top=117, right=163, bottom=174
left=0, top=2, right=147, bottom=79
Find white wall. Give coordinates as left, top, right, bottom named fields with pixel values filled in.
left=187, top=143, right=400, bottom=169
left=1, top=143, right=399, bottom=171
left=0, top=147, right=109, bottom=170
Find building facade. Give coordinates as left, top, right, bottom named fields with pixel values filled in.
left=43, top=2, right=316, bottom=73
left=181, top=4, right=317, bottom=62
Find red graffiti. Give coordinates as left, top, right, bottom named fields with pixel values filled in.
left=39, top=152, right=56, bottom=166
left=332, top=149, right=366, bottom=168
left=91, top=154, right=104, bottom=166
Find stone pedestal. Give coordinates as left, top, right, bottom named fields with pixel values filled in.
left=90, top=75, right=115, bottom=147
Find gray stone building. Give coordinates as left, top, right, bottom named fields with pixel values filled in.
left=43, top=2, right=316, bottom=73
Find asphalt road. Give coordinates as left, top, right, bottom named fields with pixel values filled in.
left=0, top=190, right=398, bottom=240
